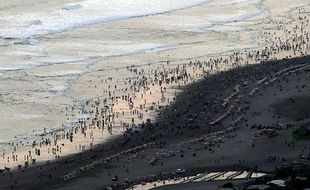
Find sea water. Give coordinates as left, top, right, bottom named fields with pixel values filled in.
left=0, top=0, right=308, bottom=151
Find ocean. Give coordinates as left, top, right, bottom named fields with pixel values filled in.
left=0, top=0, right=308, bottom=150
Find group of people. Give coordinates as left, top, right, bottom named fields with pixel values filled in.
left=0, top=6, right=309, bottom=190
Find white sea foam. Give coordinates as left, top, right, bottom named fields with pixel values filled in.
left=156, top=7, right=264, bottom=33
left=49, top=84, right=70, bottom=94
left=10, top=114, right=90, bottom=143
left=61, top=3, right=83, bottom=10
left=208, top=8, right=265, bottom=23
left=217, top=0, right=263, bottom=6
left=21, top=38, right=39, bottom=46
left=0, top=65, right=36, bottom=71
left=0, top=0, right=211, bottom=38
left=0, top=0, right=307, bottom=151
left=0, top=42, right=169, bottom=74
left=47, top=80, right=72, bottom=95
left=37, top=70, right=85, bottom=77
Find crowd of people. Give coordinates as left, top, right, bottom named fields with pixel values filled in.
left=0, top=6, right=309, bottom=190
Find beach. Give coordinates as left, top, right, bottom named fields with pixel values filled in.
left=0, top=0, right=309, bottom=189
left=0, top=0, right=307, bottom=144
left=1, top=55, right=310, bottom=190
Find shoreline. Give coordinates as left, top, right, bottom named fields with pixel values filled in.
left=0, top=0, right=307, bottom=145
left=0, top=55, right=309, bottom=190
left=0, top=3, right=309, bottom=190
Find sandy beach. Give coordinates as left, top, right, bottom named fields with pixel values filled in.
left=2, top=55, right=309, bottom=190
left=0, top=0, right=309, bottom=190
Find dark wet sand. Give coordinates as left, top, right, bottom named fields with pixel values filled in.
left=272, top=95, right=310, bottom=121
left=0, top=56, right=309, bottom=190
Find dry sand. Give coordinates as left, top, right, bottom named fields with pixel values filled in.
left=0, top=2, right=309, bottom=190
left=0, top=55, right=309, bottom=190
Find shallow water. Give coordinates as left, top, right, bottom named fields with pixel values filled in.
left=0, top=0, right=308, bottom=162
